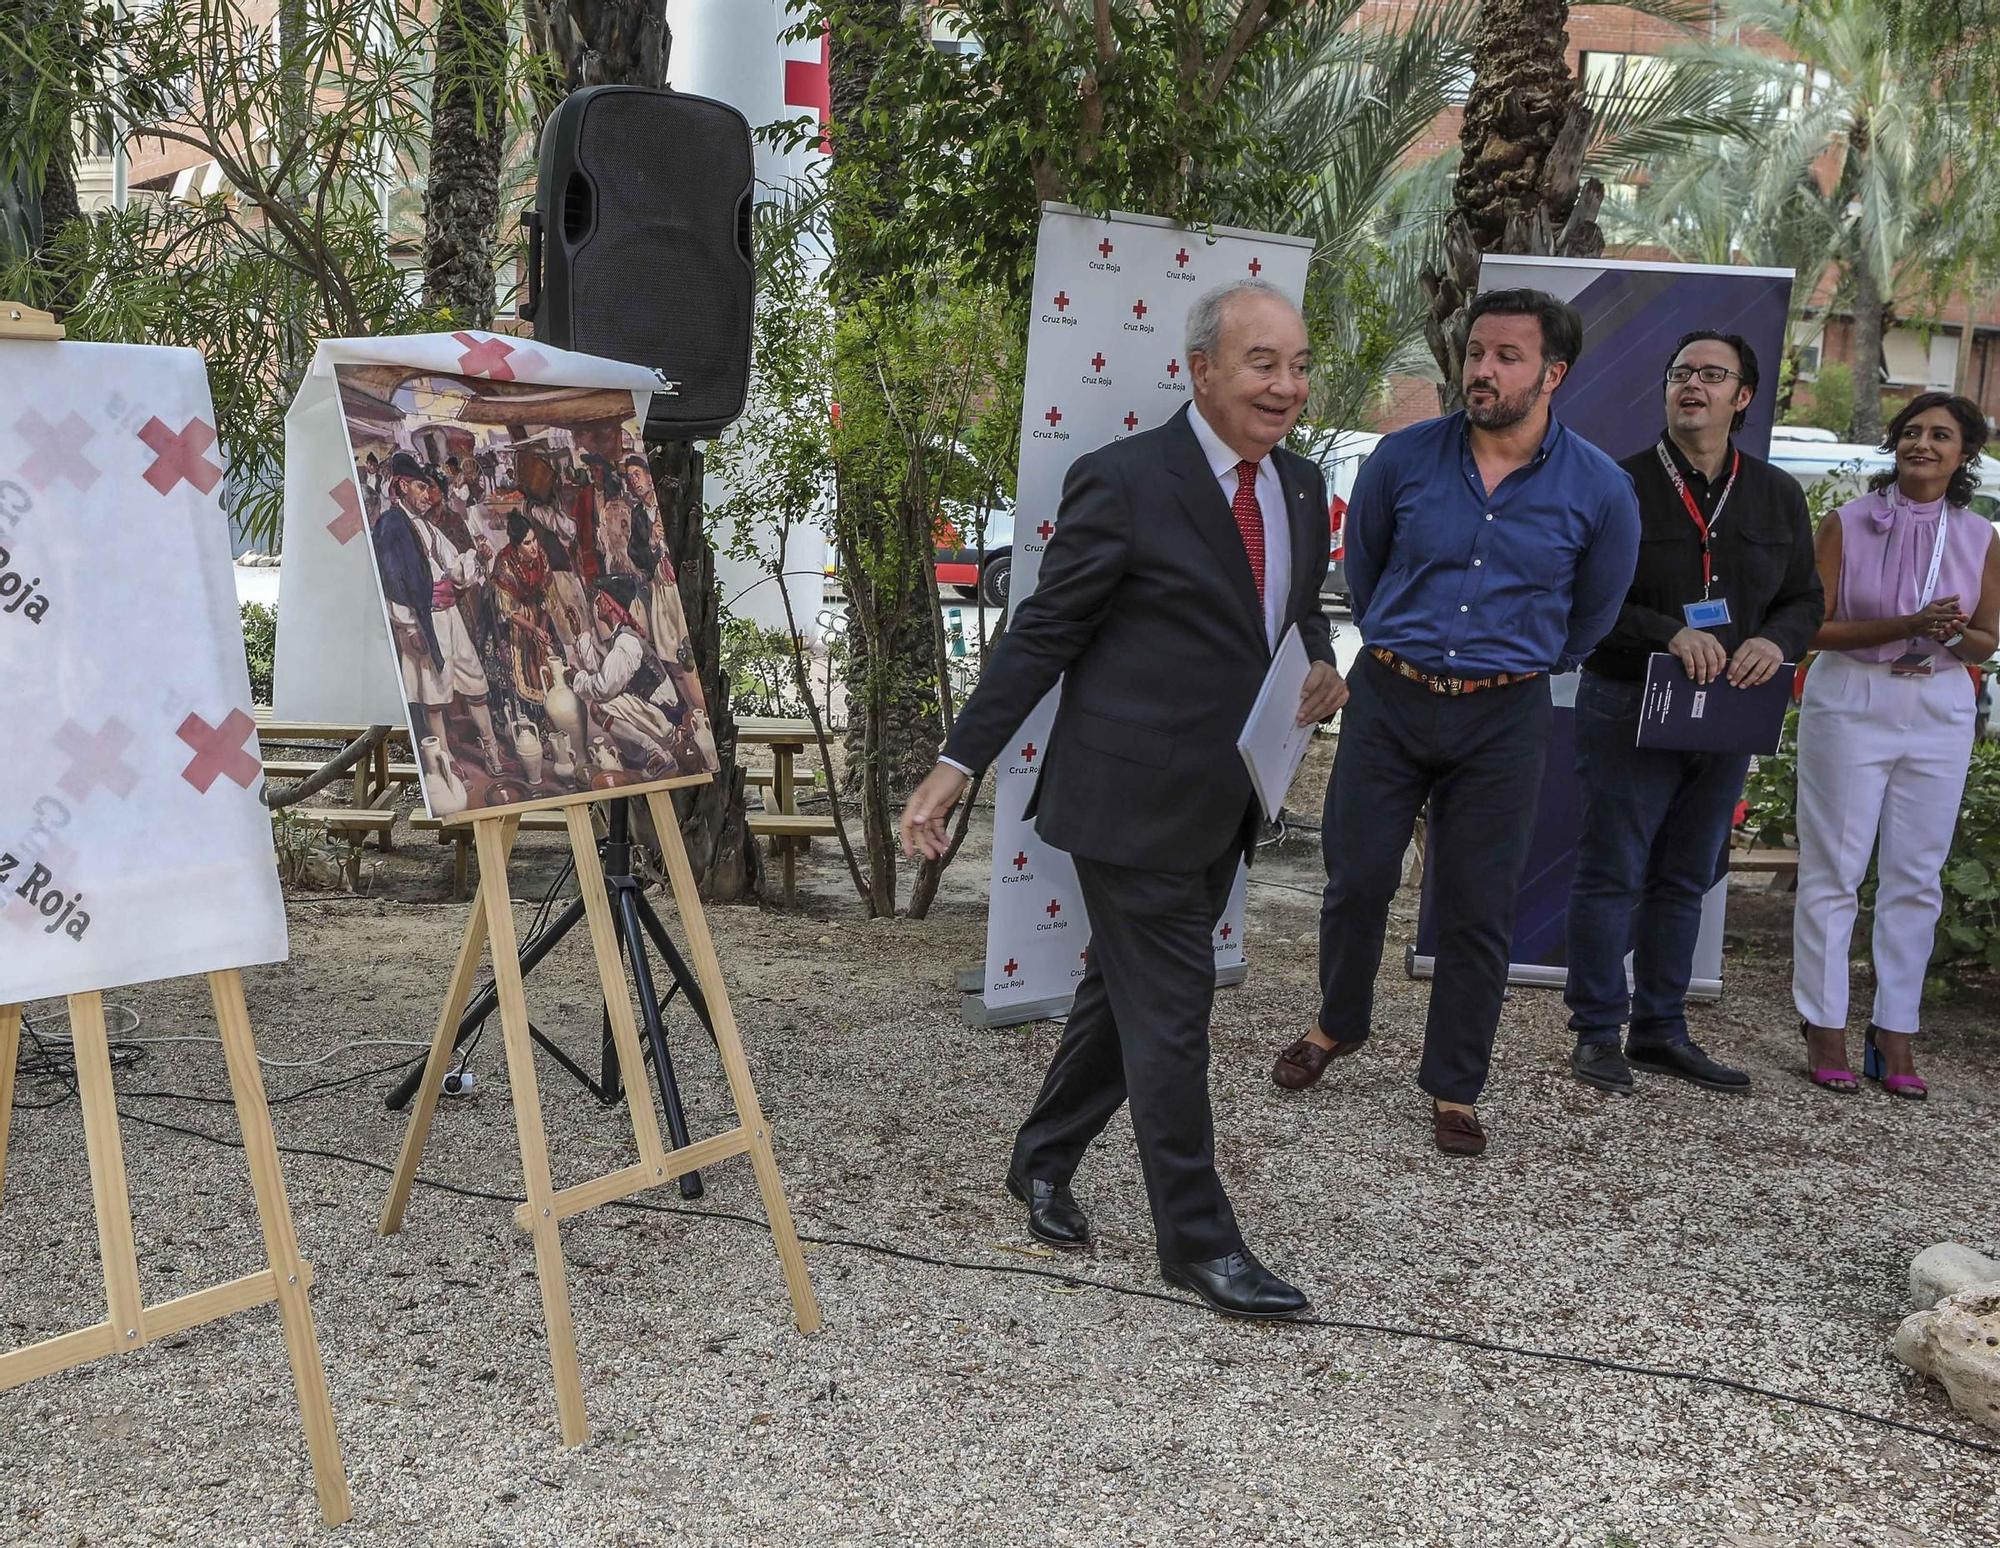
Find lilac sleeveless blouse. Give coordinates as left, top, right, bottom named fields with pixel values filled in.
left=1831, top=489, right=1995, bottom=664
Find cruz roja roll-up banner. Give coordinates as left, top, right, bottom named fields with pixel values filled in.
left=962, top=203, right=1313, bottom=1028
left=1410, top=253, right=1795, bottom=999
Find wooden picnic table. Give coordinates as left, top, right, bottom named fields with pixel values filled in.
left=736, top=716, right=835, bottom=906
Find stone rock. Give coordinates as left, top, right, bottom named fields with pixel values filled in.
left=1894, top=1287, right=2000, bottom=1435
left=1910, top=1242, right=2000, bottom=1309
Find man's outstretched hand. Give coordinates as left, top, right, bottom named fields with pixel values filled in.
left=1297, top=660, right=1350, bottom=725
left=899, top=762, right=971, bottom=861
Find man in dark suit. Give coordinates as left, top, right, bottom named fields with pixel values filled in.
left=899, top=281, right=1347, bottom=1319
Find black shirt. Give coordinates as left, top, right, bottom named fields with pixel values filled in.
left=1585, top=436, right=1824, bottom=682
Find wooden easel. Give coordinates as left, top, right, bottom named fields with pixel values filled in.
left=0, top=299, right=350, bottom=1524
left=380, top=778, right=820, bottom=1447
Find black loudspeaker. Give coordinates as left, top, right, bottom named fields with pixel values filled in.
left=524, top=85, right=754, bottom=441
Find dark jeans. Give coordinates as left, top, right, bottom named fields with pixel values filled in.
left=1012, top=839, right=1247, bottom=1263
left=1317, top=652, right=1552, bottom=1104
left=1564, top=671, right=1750, bottom=1050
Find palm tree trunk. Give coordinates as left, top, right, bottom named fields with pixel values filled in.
left=1848, top=256, right=1886, bottom=445
left=532, top=2, right=755, bottom=900
left=422, top=0, right=508, bottom=327
left=1420, top=0, right=1603, bottom=406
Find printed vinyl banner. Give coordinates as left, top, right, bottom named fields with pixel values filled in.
left=972, top=203, right=1311, bottom=1024
left=0, top=342, right=287, bottom=1003
left=333, top=367, right=717, bottom=820
left=1412, top=254, right=1794, bottom=996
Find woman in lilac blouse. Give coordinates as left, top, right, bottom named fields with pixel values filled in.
left=1795, top=393, right=2000, bottom=1099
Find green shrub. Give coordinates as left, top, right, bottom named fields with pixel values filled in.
left=1789, top=361, right=1854, bottom=437
left=241, top=599, right=276, bottom=704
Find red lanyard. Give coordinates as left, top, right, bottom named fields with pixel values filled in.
left=1655, top=439, right=1739, bottom=597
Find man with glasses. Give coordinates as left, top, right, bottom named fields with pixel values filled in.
left=1564, top=331, right=1823, bottom=1095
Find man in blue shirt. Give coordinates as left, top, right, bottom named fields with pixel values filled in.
left=1269, top=289, right=1640, bottom=1156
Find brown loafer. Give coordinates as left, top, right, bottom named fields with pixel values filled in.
left=1272, top=1028, right=1360, bottom=1091
left=1431, top=1103, right=1485, bottom=1157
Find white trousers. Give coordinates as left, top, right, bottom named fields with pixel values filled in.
left=1792, top=650, right=1975, bottom=1033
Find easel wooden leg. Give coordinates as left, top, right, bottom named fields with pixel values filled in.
left=70, top=992, right=146, bottom=1350
left=0, top=1002, right=19, bottom=1209
left=644, top=792, right=821, bottom=1333
left=474, top=816, right=590, bottom=1446
left=380, top=818, right=518, bottom=1237
left=210, top=970, right=352, bottom=1526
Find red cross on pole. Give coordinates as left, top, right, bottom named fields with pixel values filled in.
left=136, top=416, right=222, bottom=496
left=1098, top=238, right=1115, bottom=258
left=1220, top=923, right=1234, bottom=942
left=1045, top=899, right=1062, bottom=919
left=1044, top=406, right=1063, bottom=427
left=1052, top=291, right=1071, bottom=312
left=1175, top=248, right=1190, bottom=266
left=1167, top=358, right=1181, bottom=378
left=1035, top=521, right=1054, bottom=541
left=176, top=709, right=262, bottom=794
left=1131, top=299, right=1148, bottom=320
left=1013, top=852, right=1028, bottom=870
left=1091, top=352, right=1106, bottom=371
left=54, top=717, right=140, bottom=802
left=1123, top=412, right=1139, bottom=431
left=327, top=478, right=364, bottom=544
left=783, top=27, right=833, bottom=154
left=1020, top=742, right=1037, bottom=761
left=1247, top=256, right=1262, bottom=276
left=1002, top=958, right=1018, bottom=976
left=15, top=409, right=100, bottom=492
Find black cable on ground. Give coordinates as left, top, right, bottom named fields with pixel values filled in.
left=79, top=1102, right=2000, bottom=1464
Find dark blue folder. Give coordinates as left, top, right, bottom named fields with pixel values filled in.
left=1635, top=653, right=1796, bottom=754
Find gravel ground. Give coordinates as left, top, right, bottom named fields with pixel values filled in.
left=4, top=741, right=1998, bottom=1546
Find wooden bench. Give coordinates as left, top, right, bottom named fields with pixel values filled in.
left=745, top=812, right=839, bottom=907
left=410, top=812, right=572, bottom=901
left=744, top=768, right=819, bottom=791
left=285, top=808, right=397, bottom=889
left=1728, top=846, right=1801, bottom=891
left=264, top=758, right=421, bottom=786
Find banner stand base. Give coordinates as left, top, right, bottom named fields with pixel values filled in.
left=1403, top=946, right=1721, bottom=1003
left=959, top=964, right=1250, bottom=1028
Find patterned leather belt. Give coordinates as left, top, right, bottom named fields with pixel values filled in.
left=1367, top=647, right=1540, bottom=697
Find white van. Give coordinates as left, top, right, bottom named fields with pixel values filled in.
left=1768, top=426, right=2000, bottom=521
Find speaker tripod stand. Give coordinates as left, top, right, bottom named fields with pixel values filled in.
left=384, top=797, right=712, bottom=1200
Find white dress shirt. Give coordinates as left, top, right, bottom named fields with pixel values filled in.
left=1186, top=402, right=1292, bottom=652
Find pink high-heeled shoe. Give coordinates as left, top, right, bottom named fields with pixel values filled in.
left=1863, top=1026, right=1928, bottom=1101
left=1799, top=1020, right=1856, bottom=1093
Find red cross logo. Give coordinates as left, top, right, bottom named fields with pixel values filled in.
left=15, top=409, right=100, bottom=492
left=453, top=331, right=520, bottom=380
left=1052, top=291, right=1071, bottom=312
left=1002, top=958, right=1018, bottom=976
left=1036, top=521, right=1054, bottom=541
left=1123, top=412, right=1139, bottom=432
left=1098, top=238, right=1115, bottom=258
left=1175, top=248, right=1190, bottom=266
left=1091, top=352, right=1105, bottom=372
left=1219, top=923, right=1234, bottom=943
left=1013, top=851, right=1028, bottom=870
left=1166, top=358, right=1181, bottom=378
left=1020, top=743, right=1037, bottom=763
left=327, top=478, right=363, bottom=544
left=176, top=708, right=261, bottom=794
left=54, top=716, right=140, bottom=802
left=1247, top=256, right=1262, bottom=276
left=783, top=26, right=832, bottom=153
left=136, top=416, right=222, bottom=496
left=1080, top=949, right=1089, bottom=965
left=1044, top=406, right=1062, bottom=427
left=1045, top=899, right=1062, bottom=919
left=1131, top=299, right=1148, bottom=320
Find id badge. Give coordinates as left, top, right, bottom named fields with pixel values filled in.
left=1889, top=650, right=1935, bottom=677
left=1683, top=597, right=1731, bottom=629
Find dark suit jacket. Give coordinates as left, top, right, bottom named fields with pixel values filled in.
left=945, top=405, right=1336, bottom=870
left=372, top=500, right=443, bottom=670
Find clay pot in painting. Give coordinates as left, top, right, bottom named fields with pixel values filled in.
left=420, top=735, right=468, bottom=818
left=543, top=659, right=588, bottom=749
left=513, top=719, right=545, bottom=784
left=548, top=729, right=577, bottom=783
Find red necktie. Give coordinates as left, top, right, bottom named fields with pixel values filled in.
left=1232, top=460, right=1266, bottom=602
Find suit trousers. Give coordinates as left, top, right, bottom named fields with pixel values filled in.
left=1011, top=840, right=1247, bottom=1263
left=1316, top=651, right=1551, bottom=1104
left=1793, top=649, right=1976, bottom=1034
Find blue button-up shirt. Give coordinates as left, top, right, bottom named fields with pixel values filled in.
left=1344, top=411, right=1640, bottom=676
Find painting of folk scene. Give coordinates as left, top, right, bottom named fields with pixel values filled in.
left=334, top=367, right=718, bottom=819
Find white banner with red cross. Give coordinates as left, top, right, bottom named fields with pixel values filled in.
left=273, top=331, right=664, bottom=723
left=0, top=342, right=288, bottom=1002
left=971, top=204, right=1312, bottom=1025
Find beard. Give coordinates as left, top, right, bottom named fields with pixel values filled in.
left=1463, top=378, right=1540, bottom=431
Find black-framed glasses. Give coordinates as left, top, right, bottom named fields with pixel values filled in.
left=1665, top=365, right=1744, bottom=386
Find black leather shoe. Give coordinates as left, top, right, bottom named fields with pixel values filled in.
left=1160, top=1249, right=1310, bottom=1320
left=1626, top=1038, right=1751, bottom=1092
left=1004, top=1168, right=1089, bottom=1248
left=1571, top=1042, right=1635, bottom=1094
